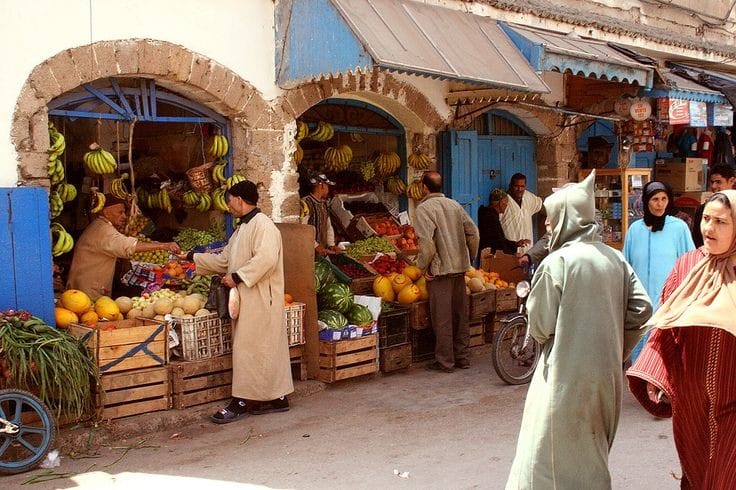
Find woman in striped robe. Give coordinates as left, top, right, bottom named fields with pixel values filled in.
left=628, top=190, right=736, bottom=489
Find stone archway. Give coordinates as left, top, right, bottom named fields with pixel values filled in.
left=10, top=38, right=284, bottom=213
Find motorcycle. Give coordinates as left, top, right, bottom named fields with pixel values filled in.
left=0, top=389, right=55, bottom=474
left=491, top=265, right=541, bottom=385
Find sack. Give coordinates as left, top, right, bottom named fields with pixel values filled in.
left=207, top=275, right=231, bottom=320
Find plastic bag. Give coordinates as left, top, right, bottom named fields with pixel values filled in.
left=207, top=275, right=231, bottom=320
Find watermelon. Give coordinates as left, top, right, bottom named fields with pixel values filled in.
left=318, top=309, right=348, bottom=330
left=319, top=283, right=354, bottom=313
left=314, top=260, right=336, bottom=293
left=345, top=304, right=373, bottom=327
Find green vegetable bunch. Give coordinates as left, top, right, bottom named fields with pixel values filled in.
left=345, top=236, right=396, bottom=260
left=0, top=310, right=99, bottom=420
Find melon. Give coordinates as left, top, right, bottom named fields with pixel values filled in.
left=54, top=307, right=78, bottom=328
left=373, top=275, right=395, bottom=302
left=126, top=308, right=143, bottom=319
left=402, top=265, right=422, bottom=282
left=94, top=296, right=121, bottom=320
left=468, top=277, right=485, bottom=293
left=171, top=307, right=186, bottom=317
left=195, top=308, right=210, bottom=316
left=141, top=304, right=156, bottom=319
left=415, top=276, right=429, bottom=300
left=397, top=284, right=421, bottom=304
left=153, top=298, right=174, bottom=315
left=80, top=310, right=99, bottom=327
left=114, top=296, right=133, bottom=315
left=318, top=309, right=348, bottom=329
left=345, top=304, right=374, bottom=327
left=318, top=283, right=354, bottom=313
left=173, top=297, right=185, bottom=309
left=391, top=274, right=411, bottom=294
left=314, top=260, right=337, bottom=293
left=60, top=289, right=92, bottom=315
left=182, top=295, right=203, bottom=315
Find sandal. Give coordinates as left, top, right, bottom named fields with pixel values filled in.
left=210, top=406, right=248, bottom=424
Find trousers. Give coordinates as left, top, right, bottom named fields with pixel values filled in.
left=428, top=273, right=469, bottom=369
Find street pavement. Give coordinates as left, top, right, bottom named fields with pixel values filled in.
left=4, top=345, right=681, bottom=489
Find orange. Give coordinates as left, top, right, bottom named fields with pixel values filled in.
left=284, top=293, right=294, bottom=305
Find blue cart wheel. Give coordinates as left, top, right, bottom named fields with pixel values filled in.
left=0, top=389, right=55, bottom=474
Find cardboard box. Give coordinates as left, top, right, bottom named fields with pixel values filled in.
left=480, top=250, right=526, bottom=284
left=655, top=158, right=707, bottom=192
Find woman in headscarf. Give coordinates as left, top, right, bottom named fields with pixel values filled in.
left=627, top=190, right=736, bottom=489
left=623, top=181, right=694, bottom=362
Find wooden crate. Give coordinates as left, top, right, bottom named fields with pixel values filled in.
left=469, top=320, right=485, bottom=347
left=411, top=327, right=435, bottom=362
left=495, top=287, right=519, bottom=313
left=290, top=344, right=307, bottom=381
left=407, top=300, right=430, bottom=330
left=69, top=318, right=168, bottom=374
left=97, top=366, right=170, bottom=420
left=379, top=305, right=410, bottom=348
left=349, top=276, right=376, bottom=295
left=318, top=334, right=378, bottom=383
left=170, top=355, right=232, bottom=409
left=485, top=314, right=505, bottom=343
left=469, top=289, right=496, bottom=319
left=379, top=342, right=412, bottom=373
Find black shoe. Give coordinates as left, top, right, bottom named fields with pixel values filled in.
left=248, top=396, right=290, bottom=415
left=211, top=398, right=248, bottom=424
left=426, top=361, right=454, bottom=373
left=455, top=360, right=470, bottom=369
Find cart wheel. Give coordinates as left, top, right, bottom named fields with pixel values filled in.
left=0, top=389, right=55, bottom=474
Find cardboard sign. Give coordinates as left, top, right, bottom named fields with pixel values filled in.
left=689, top=101, right=707, bottom=127
left=668, top=98, right=690, bottom=125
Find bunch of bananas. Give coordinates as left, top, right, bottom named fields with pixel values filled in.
left=323, top=145, right=353, bottom=172
left=90, top=190, right=106, bottom=214
left=406, top=179, right=425, bottom=201
left=211, top=159, right=227, bottom=186
left=375, top=151, right=401, bottom=177
left=83, top=143, right=118, bottom=174
left=182, top=190, right=201, bottom=207
left=360, top=160, right=375, bottom=181
left=180, top=190, right=213, bottom=212
left=56, top=182, right=77, bottom=203
left=208, top=134, right=229, bottom=158
left=110, top=173, right=132, bottom=200
left=294, top=143, right=304, bottom=165
left=136, top=187, right=172, bottom=213
left=386, top=175, right=407, bottom=196
left=184, top=274, right=213, bottom=295
left=195, top=192, right=212, bottom=212
left=211, top=188, right=229, bottom=212
left=408, top=151, right=431, bottom=170
left=308, top=121, right=334, bottom=142
left=49, top=191, right=64, bottom=219
left=51, top=223, right=74, bottom=257
left=295, top=121, right=309, bottom=141
left=47, top=123, right=66, bottom=185
left=226, top=174, right=246, bottom=190
left=350, top=133, right=364, bottom=143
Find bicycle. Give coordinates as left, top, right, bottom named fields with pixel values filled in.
left=0, top=388, right=55, bottom=474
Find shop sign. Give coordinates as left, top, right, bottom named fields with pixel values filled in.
left=708, top=104, right=734, bottom=127
left=629, top=98, right=652, bottom=121
left=668, top=98, right=690, bottom=125
left=614, top=98, right=632, bottom=118
left=657, top=98, right=670, bottom=122
left=689, top=101, right=707, bottom=127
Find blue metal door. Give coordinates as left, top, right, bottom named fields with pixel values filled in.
left=0, top=187, right=55, bottom=325
left=440, top=130, right=479, bottom=219
left=478, top=137, right=536, bottom=205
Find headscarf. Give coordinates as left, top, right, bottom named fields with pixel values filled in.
left=646, top=190, right=736, bottom=336
left=641, top=181, right=674, bottom=232
left=543, top=170, right=600, bottom=252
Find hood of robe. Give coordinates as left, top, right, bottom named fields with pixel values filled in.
left=545, top=170, right=600, bottom=252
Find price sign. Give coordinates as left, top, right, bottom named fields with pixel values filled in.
left=629, top=99, right=652, bottom=121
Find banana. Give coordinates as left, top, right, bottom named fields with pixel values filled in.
left=58, top=183, right=77, bottom=203
left=182, top=190, right=199, bottom=207
left=212, top=188, right=229, bottom=212
left=51, top=223, right=74, bottom=257
left=407, top=179, right=425, bottom=201
left=207, top=134, right=229, bottom=158
left=408, top=152, right=431, bottom=170
left=218, top=135, right=229, bottom=157
left=83, top=143, right=117, bottom=174
left=211, top=162, right=227, bottom=185
left=196, top=192, right=212, bottom=212
left=226, top=174, right=246, bottom=190
left=350, top=132, right=364, bottom=143
left=90, top=191, right=106, bottom=213
left=159, top=188, right=172, bottom=213
left=296, top=121, right=309, bottom=141
left=294, top=143, right=304, bottom=165
left=386, top=175, right=407, bottom=196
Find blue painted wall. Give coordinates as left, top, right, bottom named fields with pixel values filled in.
left=0, top=187, right=55, bottom=324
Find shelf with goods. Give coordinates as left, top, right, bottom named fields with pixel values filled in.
left=578, top=168, right=652, bottom=250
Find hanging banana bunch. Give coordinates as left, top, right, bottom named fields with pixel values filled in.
left=295, top=121, right=309, bottom=141
left=47, top=123, right=66, bottom=185
left=308, top=121, right=334, bottom=142
left=56, top=182, right=78, bottom=203
left=50, top=222, right=74, bottom=257
left=83, top=143, right=118, bottom=175
left=226, top=174, right=247, bottom=190
left=294, top=143, right=304, bottom=165
left=408, top=151, right=431, bottom=170
left=90, top=189, right=106, bottom=213
left=110, top=173, right=132, bottom=200
left=375, top=151, right=401, bottom=177
left=195, top=192, right=212, bottom=212
left=158, top=186, right=172, bottom=214
left=211, top=187, right=229, bottom=212
left=182, top=190, right=200, bottom=207
left=49, top=190, right=64, bottom=219
left=208, top=133, right=230, bottom=158
left=323, top=145, right=352, bottom=172
left=386, top=175, right=407, bottom=196
left=211, top=158, right=227, bottom=186
left=406, top=179, right=425, bottom=201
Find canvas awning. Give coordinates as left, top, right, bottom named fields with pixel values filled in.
left=667, top=63, right=736, bottom=107
left=275, top=0, right=549, bottom=93
left=499, top=23, right=654, bottom=88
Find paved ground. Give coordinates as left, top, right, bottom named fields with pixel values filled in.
left=3, top=346, right=681, bottom=489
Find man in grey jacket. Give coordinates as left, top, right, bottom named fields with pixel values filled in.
left=415, top=171, right=480, bottom=372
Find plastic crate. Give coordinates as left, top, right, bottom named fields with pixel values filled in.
left=378, top=305, right=410, bottom=348
left=284, top=302, right=306, bottom=346
left=171, top=313, right=232, bottom=361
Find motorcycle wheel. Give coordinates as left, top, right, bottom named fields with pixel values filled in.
left=491, top=317, right=540, bottom=385
left=0, top=389, right=55, bottom=475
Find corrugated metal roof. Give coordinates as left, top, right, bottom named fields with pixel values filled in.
left=500, top=23, right=654, bottom=88
left=329, top=0, right=549, bottom=92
